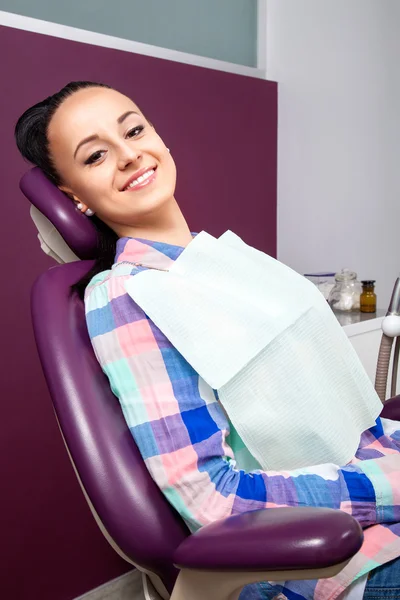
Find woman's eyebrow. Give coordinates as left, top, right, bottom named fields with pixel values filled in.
left=74, top=111, right=140, bottom=159
left=74, top=134, right=99, bottom=159
left=117, top=110, right=140, bottom=124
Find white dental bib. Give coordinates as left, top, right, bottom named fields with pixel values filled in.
left=125, top=231, right=381, bottom=470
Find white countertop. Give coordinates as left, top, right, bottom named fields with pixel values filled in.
left=334, top=309, right=386, bottom=335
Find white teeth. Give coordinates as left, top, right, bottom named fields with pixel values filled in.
left=125, top=169, right=154, bottom=190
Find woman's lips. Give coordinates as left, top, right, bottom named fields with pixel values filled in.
left=123, top=167, right=157, bottom=192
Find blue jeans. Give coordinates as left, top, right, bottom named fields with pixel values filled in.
left=238, top=556, right=400, bottom=599
left=363, top=556, right=400, bottom=599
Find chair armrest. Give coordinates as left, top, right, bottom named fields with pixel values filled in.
left=174, top=507, right=363, bottom=571
left=380, top=395, right=400, bottom=421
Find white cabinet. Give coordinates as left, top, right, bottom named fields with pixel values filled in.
left=336, top=310, right=398, bottom=398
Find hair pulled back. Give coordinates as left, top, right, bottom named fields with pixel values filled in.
left=15, top=81, right=119, bottom=299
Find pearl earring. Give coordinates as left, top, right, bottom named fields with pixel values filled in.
left=167, top=147, right=170, bottom=153
left=76, top=203, right=83, bottom=210
left=85, top=208, right=95, bottom=217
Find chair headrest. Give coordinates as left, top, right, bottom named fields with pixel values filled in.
left=20, top=168, right=99, bottom=260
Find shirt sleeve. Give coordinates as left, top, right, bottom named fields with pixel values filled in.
left=85, top=274, right=397, bottom=532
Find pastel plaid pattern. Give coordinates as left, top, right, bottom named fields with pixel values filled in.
left=85, top=237, right=400, bottom=600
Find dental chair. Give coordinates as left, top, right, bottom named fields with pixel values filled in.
left=20, top=167, right=400, bottom=600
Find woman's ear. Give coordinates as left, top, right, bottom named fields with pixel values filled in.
left=58, top=185, right=74, bottom=201
left=58, top=186, right=87, bottom=212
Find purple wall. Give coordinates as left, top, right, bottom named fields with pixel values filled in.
left=0, top=25, right=277, bottom=600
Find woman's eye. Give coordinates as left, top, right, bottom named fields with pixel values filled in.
left=126, top=125, right=144, bottom=138
left=83, top=126, right=144, bottom=164
left=85, top=150, right=105, bottom=165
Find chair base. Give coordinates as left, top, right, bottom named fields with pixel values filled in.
left=170, top=561, right=350, bottom=600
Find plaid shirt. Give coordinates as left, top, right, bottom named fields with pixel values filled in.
left=85, top=236, right=400, bottom=600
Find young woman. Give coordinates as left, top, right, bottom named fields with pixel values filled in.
left=15, top=81, right=400, bottom=600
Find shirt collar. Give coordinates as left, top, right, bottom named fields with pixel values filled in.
left=114, top=236, right=187, bottom=271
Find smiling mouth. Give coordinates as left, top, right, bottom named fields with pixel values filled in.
left=123, top=167, right=157, bottom=191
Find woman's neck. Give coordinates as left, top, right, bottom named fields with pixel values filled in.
left=113, top=197, right=193, bottom=248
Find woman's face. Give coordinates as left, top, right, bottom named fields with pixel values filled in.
left=47, top=87, right=176, bottom=235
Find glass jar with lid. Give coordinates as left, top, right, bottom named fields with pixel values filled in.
left=304, top=272, right=336, bottom=300
left=328, top=269, right=362, bottom=312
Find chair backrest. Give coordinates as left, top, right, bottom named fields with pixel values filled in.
left=20, top=167, right=98, bottom=260
left=22, top=169, right=189, bottom=596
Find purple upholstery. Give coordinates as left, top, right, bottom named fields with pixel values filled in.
left=20, top=168, right=98, bottom=260
left=381, top=395, right=400, bottom=421
left=174, top=507, right=363, bottom=570
left=174, top=507, right=362, bottom=571
left=31, top=261, right=187, bottom=593
left=24, top=168, right=381, bottom=591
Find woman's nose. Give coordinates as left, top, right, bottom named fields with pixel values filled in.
left=117, top=142, right=141, bottom=170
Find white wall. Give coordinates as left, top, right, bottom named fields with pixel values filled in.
left=266, top=0, right=400, bottom=307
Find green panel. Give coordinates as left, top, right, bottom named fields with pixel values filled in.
left=1, top=0, right=258, bottom=66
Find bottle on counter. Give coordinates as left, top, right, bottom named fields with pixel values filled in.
left=328, top=269, right=362, bottom=312
left=360, top=280, right=376, bottom=313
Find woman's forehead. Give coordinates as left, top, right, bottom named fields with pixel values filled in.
left=48, top=88, right=141, bottom=145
